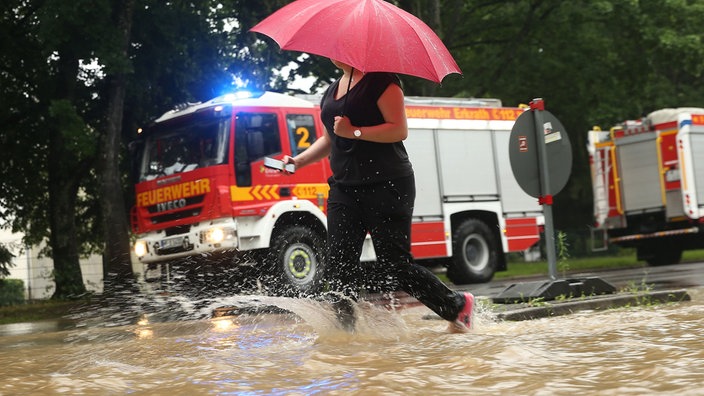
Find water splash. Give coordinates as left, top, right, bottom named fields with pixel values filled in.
left=207, top=294, right=412, bottom=342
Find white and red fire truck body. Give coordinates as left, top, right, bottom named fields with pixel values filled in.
left=131, top=91, right=543, bottom=292
left=588, top=108, right=704, bottom=265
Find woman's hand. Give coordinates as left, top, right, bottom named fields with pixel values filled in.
left=281, top=155, right=296, bottom=175
left=333, top=115, right=354, bottom=138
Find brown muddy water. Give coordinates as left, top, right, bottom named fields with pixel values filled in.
left=1, top=288, right=703, bottom=395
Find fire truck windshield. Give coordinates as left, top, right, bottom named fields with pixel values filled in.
left=139, top=116, right=230, bottom=182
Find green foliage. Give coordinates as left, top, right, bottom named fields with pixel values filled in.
left=48, top=99, right=96, bottom=159
left=621, top=279, right=654, bottom=294
left=0, top=244, right=13, bottom=278
left=620, top=279, right=656, bottom=306
left=0, top=279, right=24, bottom=306
left=556, top=230, right=571, bottom=277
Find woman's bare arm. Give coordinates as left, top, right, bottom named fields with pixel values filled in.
left=333, top=83, right=408, bottom=142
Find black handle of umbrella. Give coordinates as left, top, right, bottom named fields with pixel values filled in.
left=342, top=68, right=353, bottom=116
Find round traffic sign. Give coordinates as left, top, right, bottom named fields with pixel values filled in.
left=508, top=110, right=572, bottom=198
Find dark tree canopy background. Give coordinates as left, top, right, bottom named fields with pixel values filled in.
left=1, top=0, right=703, bottom=296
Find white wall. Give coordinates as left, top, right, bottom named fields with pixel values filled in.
left=0, top=228, right=103, bottom=299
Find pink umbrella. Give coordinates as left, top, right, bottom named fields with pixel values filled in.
left=250, top=0, right=461, bottom=83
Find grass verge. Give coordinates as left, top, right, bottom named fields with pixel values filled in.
left=497, top=248, right=704, bottom=280
left=0, top=300, right=85, bottom=325
left=495, top=253, right=645, bottom=280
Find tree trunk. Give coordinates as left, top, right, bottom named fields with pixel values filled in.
left=49, top=44, right=87, bottom=299
left=100, top=0, right=136, bottom=295
left=49, top=189, right=87, bottom=298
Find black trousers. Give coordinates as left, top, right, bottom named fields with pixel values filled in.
left=324, top=174, right=463, bottom=321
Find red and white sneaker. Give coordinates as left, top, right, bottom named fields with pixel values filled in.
left=448, top=292, right=475, bottom=333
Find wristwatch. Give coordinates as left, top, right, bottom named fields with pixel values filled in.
left=353, top=129, right=362, bottom=138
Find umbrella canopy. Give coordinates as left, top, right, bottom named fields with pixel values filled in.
left=250, top=0, right=461, bottom=83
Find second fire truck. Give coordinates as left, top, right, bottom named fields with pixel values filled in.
left=588, top=108, right=704, bottom=265
left=131, top=91, right=543, bottom=293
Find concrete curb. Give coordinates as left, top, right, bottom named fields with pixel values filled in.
left=491, top=289, right=691, bottom=321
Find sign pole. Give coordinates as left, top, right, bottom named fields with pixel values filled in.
left=530, top=98, right=558, bottom=280
left=497, top=96, right=616, bottom=303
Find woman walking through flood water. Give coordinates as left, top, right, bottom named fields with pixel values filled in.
left=283, top=59, right=474, bottom=333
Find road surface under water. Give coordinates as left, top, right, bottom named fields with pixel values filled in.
left=1, top=288, right=703, bottom=395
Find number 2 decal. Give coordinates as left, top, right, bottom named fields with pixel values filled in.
left=296, top=127, right=311, bottom=148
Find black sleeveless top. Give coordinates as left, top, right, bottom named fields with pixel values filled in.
left=320, top=72, right=414, bottom=185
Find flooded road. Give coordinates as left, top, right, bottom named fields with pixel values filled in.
left=1, top=288, right=703, bottom=395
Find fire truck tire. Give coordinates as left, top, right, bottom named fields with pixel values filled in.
left=447, top=219, right=498, bottom=284
left=268, top=225, right=325, bottom=296
left=643, top=246, right=682, bottom=266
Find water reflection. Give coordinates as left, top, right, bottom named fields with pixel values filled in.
left=0, top=289, right=702, bottom=395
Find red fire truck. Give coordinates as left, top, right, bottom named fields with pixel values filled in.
left=130, top=91, right=543, bottom=293
left=587, top=108, right=704, bottom=265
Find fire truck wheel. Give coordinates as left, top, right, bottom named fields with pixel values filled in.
left=268, top=225, right=325, bottom=296
left=642, top=245, right=682, bottom=266
left=448, top=219, right=498, bottom=284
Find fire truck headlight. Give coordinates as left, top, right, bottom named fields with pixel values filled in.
left=210, top=228, right=225, bottom=243
left=134, top=240, right=148, bottom=257
left=202, top=227, right=236, bottom=244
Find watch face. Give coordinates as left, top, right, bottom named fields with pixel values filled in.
left=354, top=129, right=362, bottom=137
